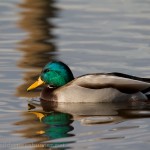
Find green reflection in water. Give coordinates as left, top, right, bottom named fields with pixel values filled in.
left=42, top=112, right=74, bottom=139
left=29, top=110, right=75, bottom=149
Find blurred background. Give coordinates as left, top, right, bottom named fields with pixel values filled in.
left=0, top=0, right=150, bottom=149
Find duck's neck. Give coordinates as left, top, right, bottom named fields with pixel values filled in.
left=61, top=67, right=75, bottom=86
left=62, top=73, right=74, bottom=86
left=67, top=72, right=74, bottom=82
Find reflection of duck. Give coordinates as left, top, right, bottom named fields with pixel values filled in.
left=31, top=111, right=74, bottom=139
left=39, top=96, right=150, bottom=117
left=39, top=98, right=150, bottom=126
left=40, top=98, right=124, bottom=116
left=27, top=61, right=150, bottom=102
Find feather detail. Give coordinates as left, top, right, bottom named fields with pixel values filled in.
left=69, top=73, right=150, bottom=94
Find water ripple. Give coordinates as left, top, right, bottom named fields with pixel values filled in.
left=0, top=0, right=150, bottom=149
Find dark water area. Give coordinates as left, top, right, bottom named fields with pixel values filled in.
left=0, top=0, right=150, bottom=149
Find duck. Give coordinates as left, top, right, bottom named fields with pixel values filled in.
left=27, top=61, right=150, bottom=103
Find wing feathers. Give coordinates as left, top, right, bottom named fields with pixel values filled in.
left=72, top=73, right=150, bottom=94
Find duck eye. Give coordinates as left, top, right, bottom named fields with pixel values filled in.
left=43, top=69, right=50, bottom=73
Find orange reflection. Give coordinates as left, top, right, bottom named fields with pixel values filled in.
left=16, top=0, right=58, bottom=97
left=14, top=111, right=48, bottom=143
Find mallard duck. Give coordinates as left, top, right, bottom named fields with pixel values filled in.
left=27, top=61, right=150, bottom=102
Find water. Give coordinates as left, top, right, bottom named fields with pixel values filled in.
left=0, top=0, right=150, bottom=149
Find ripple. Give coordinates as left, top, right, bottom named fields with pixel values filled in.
left=81, top=116, right=114, bottom=125
left=0, top=0, right=150, bottom=149
left=119, top=109, right=150, bottom=118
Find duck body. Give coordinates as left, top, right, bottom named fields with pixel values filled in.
left=28, top=61, right=150, bottom=103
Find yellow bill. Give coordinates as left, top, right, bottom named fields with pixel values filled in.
left=27, top=77, right=45, bottom=91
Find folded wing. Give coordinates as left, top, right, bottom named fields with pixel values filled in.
left=72, top=72, right=150, bottom=94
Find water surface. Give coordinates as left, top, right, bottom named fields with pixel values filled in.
left=0, top=0, right=150, bottom=149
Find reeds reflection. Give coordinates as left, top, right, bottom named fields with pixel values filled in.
left=16, top=0, right=58, bottom=97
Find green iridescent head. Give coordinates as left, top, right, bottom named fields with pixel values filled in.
left=41, top=61, right=74, bottom=87
left=27, top=61, right=74, bottom=91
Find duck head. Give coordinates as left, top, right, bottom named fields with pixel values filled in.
left=27, top=61, right=74, bottom=91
